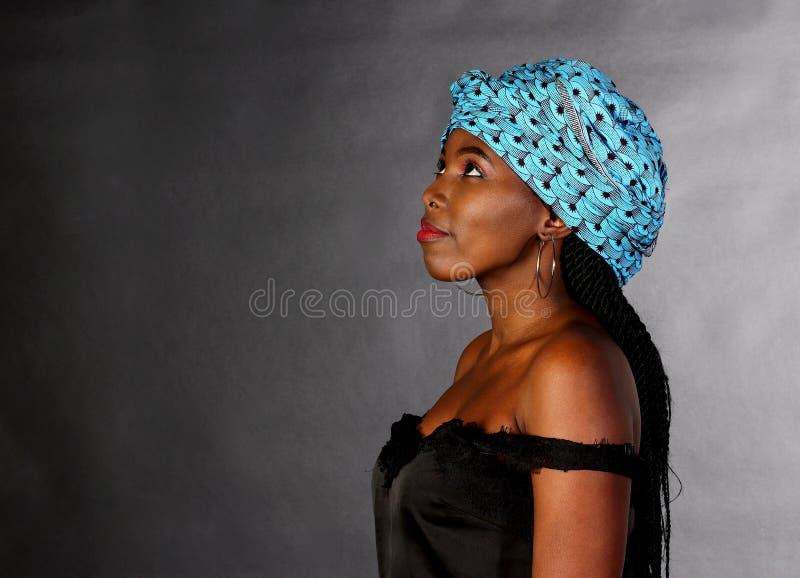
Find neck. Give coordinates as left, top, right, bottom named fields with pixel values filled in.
left=476, top=239, right=583, bottom=355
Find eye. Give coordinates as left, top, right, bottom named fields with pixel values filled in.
left=463, top=161, right=483, bottom=177
left=433, top=159, right=484, bottom=177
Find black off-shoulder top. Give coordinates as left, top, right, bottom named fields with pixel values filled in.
left=371, top=412, right=645, bottom=578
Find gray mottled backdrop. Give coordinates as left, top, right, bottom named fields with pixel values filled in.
left=2, top=1, right=798, bottom=576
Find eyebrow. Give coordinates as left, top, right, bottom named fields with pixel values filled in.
left=441, top=145, right=494, bottom=165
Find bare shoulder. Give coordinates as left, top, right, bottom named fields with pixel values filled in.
left=452, top=329, right=491, bottom=382
left=515, top=323, right=638, bottom=446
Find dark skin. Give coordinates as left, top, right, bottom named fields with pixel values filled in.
left=417, top=128, right=641, bottom=578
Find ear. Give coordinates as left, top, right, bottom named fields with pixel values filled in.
left=538, top=209, right=573, bottom=241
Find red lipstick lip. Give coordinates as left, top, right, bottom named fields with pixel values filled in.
left=420, top=218, right=448, bottom=234
left=417, top=218, right=448, bottom=242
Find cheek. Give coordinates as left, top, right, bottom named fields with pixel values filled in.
left=455, top=190, right=537, bottom=255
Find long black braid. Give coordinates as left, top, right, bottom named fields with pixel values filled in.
left=558, top=230, right=678, bottom=577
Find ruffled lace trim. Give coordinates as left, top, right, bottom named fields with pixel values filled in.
left=375, top=412, right=644, bottom=543
left=376, top=412, right=643, bottom=487
left=375, top=413, right=425, bottom=490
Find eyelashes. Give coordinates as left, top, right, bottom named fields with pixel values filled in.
left=434, top=160, right=484, bottom=177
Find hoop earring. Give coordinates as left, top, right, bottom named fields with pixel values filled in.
left=536, top=234, right=556, bottom=299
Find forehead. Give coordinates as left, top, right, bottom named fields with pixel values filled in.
left=440, top=129, right=506, bottom=168
left=441, top=127, right=486, bottom=152
left=438, top=128, right=531, bottom=188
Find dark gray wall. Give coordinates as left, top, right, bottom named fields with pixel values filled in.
left=2, top=1, right=798, bottom=576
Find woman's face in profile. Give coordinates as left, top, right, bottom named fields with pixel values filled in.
left=420, top=128, right=549, bottom=283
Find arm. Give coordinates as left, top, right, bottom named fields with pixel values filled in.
left=517, top=330, right=637, bottom=578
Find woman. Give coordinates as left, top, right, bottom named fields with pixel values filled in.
left=372, top=58, right=674, bottom=577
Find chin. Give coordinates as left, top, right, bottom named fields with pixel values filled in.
left=420, top=254, right=450, bottom=282
left=421, top=252, right=478, bottom=284
left=423, top=267, right=456, bottom=283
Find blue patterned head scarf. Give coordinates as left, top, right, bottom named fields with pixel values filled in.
left=440, top=57, right=668, bottom=287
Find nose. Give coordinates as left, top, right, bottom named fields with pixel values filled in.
left=422, top=181, right=446, bottom=210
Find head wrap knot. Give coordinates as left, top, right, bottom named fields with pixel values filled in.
left=441, top=58, right=668, bottom=287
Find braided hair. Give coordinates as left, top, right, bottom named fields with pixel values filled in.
left=559, top=229, right=678, bottom=577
